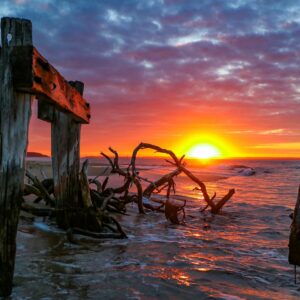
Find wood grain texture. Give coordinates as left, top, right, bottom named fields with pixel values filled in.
left=51, top=81, right=83, bottom=228
left=11, top=46, right=90, bottom=123
left=79, top=159, right=94, bottom=209
left=0, top=17, right=33, bottom=297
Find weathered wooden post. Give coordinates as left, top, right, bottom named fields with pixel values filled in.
left=289, top=185, right=300, bottom=268
left=39, top=81, right=85, bottom=228
left=34, top=61, right=90, bottom=228
left=0, top=16, right=90, bottom=296
left=0, top=17, right=33, bottom=297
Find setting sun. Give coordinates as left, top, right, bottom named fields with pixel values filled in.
left=186, top=144, right=221, bottom=159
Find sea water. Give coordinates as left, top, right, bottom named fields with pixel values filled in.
left=13, top=159, right=300, bottom=299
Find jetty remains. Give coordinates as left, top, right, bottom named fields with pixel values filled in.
left=0, top=17, right=90, bottom=297
left=289, top=185, right=300, bottom=273
left=0, top=17, right=236, bottom=298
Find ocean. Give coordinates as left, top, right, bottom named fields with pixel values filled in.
left=14, top=158, right=300, bottom=299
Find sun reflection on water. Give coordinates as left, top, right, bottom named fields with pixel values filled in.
left=196, top=267, right=210, bottom=272
left=146, top=267, right=192, bottom=286
left=180, top=252, right=217, bottom=272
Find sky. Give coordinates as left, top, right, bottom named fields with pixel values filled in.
left=1, top=0, right=300, bottom=158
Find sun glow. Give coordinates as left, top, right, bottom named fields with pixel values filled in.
left=186, top=144, right=221, bottom=159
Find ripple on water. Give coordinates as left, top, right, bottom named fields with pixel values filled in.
left=12, top=159, right=300, bottom=299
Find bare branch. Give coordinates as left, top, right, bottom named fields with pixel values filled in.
left=130, top=142, right=181, bottom=177
left=143, top=169, right=181, bottom=199
left=100, top=152, right=114, bottom=168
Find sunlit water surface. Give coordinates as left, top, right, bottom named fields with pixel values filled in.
left=13, top=159, right=300, bottom=299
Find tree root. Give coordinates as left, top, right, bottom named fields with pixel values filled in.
left=23, top=142, right=235, bottom=235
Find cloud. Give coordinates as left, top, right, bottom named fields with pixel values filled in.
left=2, top=0, right=300, bottom=155
left=251, top=143, right=300, bottom=150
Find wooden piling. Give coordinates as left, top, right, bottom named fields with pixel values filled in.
left=0, top=17, right=33, bottom=297
left=0, top=16, right=91, bottom=295
left=51, top=81, right=84, bottom=228
left=289, top=185, right=300, bottom=266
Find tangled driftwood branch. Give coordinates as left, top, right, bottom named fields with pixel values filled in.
left=23, top=142, right=235, bottom=238
left=126, top=142, right=235, bottom=215
left=23, top=161, right=127, bottom=240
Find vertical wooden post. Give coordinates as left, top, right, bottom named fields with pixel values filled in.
left=289, top=185, right=300, bottom=266
left=51, top=81, right=84, bottom=228
left=0, top=18, right=33, bottom=297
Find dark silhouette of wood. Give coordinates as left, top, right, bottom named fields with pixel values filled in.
left=289, top=185, right=300, bottom=266
left=182, top=167, right=235, bottom=214
left=101, top=147, right=145, bottom=213
left=11, top=46, right=90, bottom=123
left=211, top=188, right=235, bottom=214
left=37, top=100, right=54, bottom=122
left=0, top=17, right=33, bottom=298
left=129, top=142, right=235, bottom=215
left=79, top=159, right=94, bottom=209
left=130, top=142, right=182, bottom=176
left=165, top=199, right=186, bottom=225
left=0, top=17, right=92, bottom=296
left=21, top=203, right=55, bottom=217
left=71, top=228, right=125, bottom=239
left=143, top=169, right=181, bottom=198
left=99, top=143, right=235, bottom=224
left=52, top=81, right=83, bottom=228
left=25, top=170, right=55, bottom=206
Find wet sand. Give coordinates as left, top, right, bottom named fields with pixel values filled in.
left=26, top=159, right=112, bottom=180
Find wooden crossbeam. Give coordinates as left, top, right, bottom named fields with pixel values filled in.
left=11, top=46, right=90, bottom=123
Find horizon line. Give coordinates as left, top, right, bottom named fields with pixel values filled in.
left=27, top=152, right=300, bottom=160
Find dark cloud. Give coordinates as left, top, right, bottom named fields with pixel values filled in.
left=1, top=0, right=300, bottom=155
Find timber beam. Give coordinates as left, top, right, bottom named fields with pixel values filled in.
left=11, top=45, right=90, bottom=123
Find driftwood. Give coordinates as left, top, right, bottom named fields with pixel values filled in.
left=24, top=142, right=235, bottom=229
left=25, top=171, right=55, bottom=206
left=79, top=160, right=94, bottom=208
left=33, top=179, right=54, bottom=203
left=24, top=184, right=44, bottom=199
left=101, top=147, right=145, bottom=213
left=165, top=199, right=186, bottom=225
left=128, top=143, right=235, bottom=215
left=143, top=169, right=181, bottom=198
left=98, top=142, right=235, bottom=224
left=71, top=227, right=126, bottom=239
left=23, top=159, right=127, bottom=239
left=21, top=203, right=55, bottom=217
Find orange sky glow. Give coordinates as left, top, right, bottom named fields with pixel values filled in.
left=28, top=101, right=300, bottom=158
left=12, top=1, right=299, bottom=159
